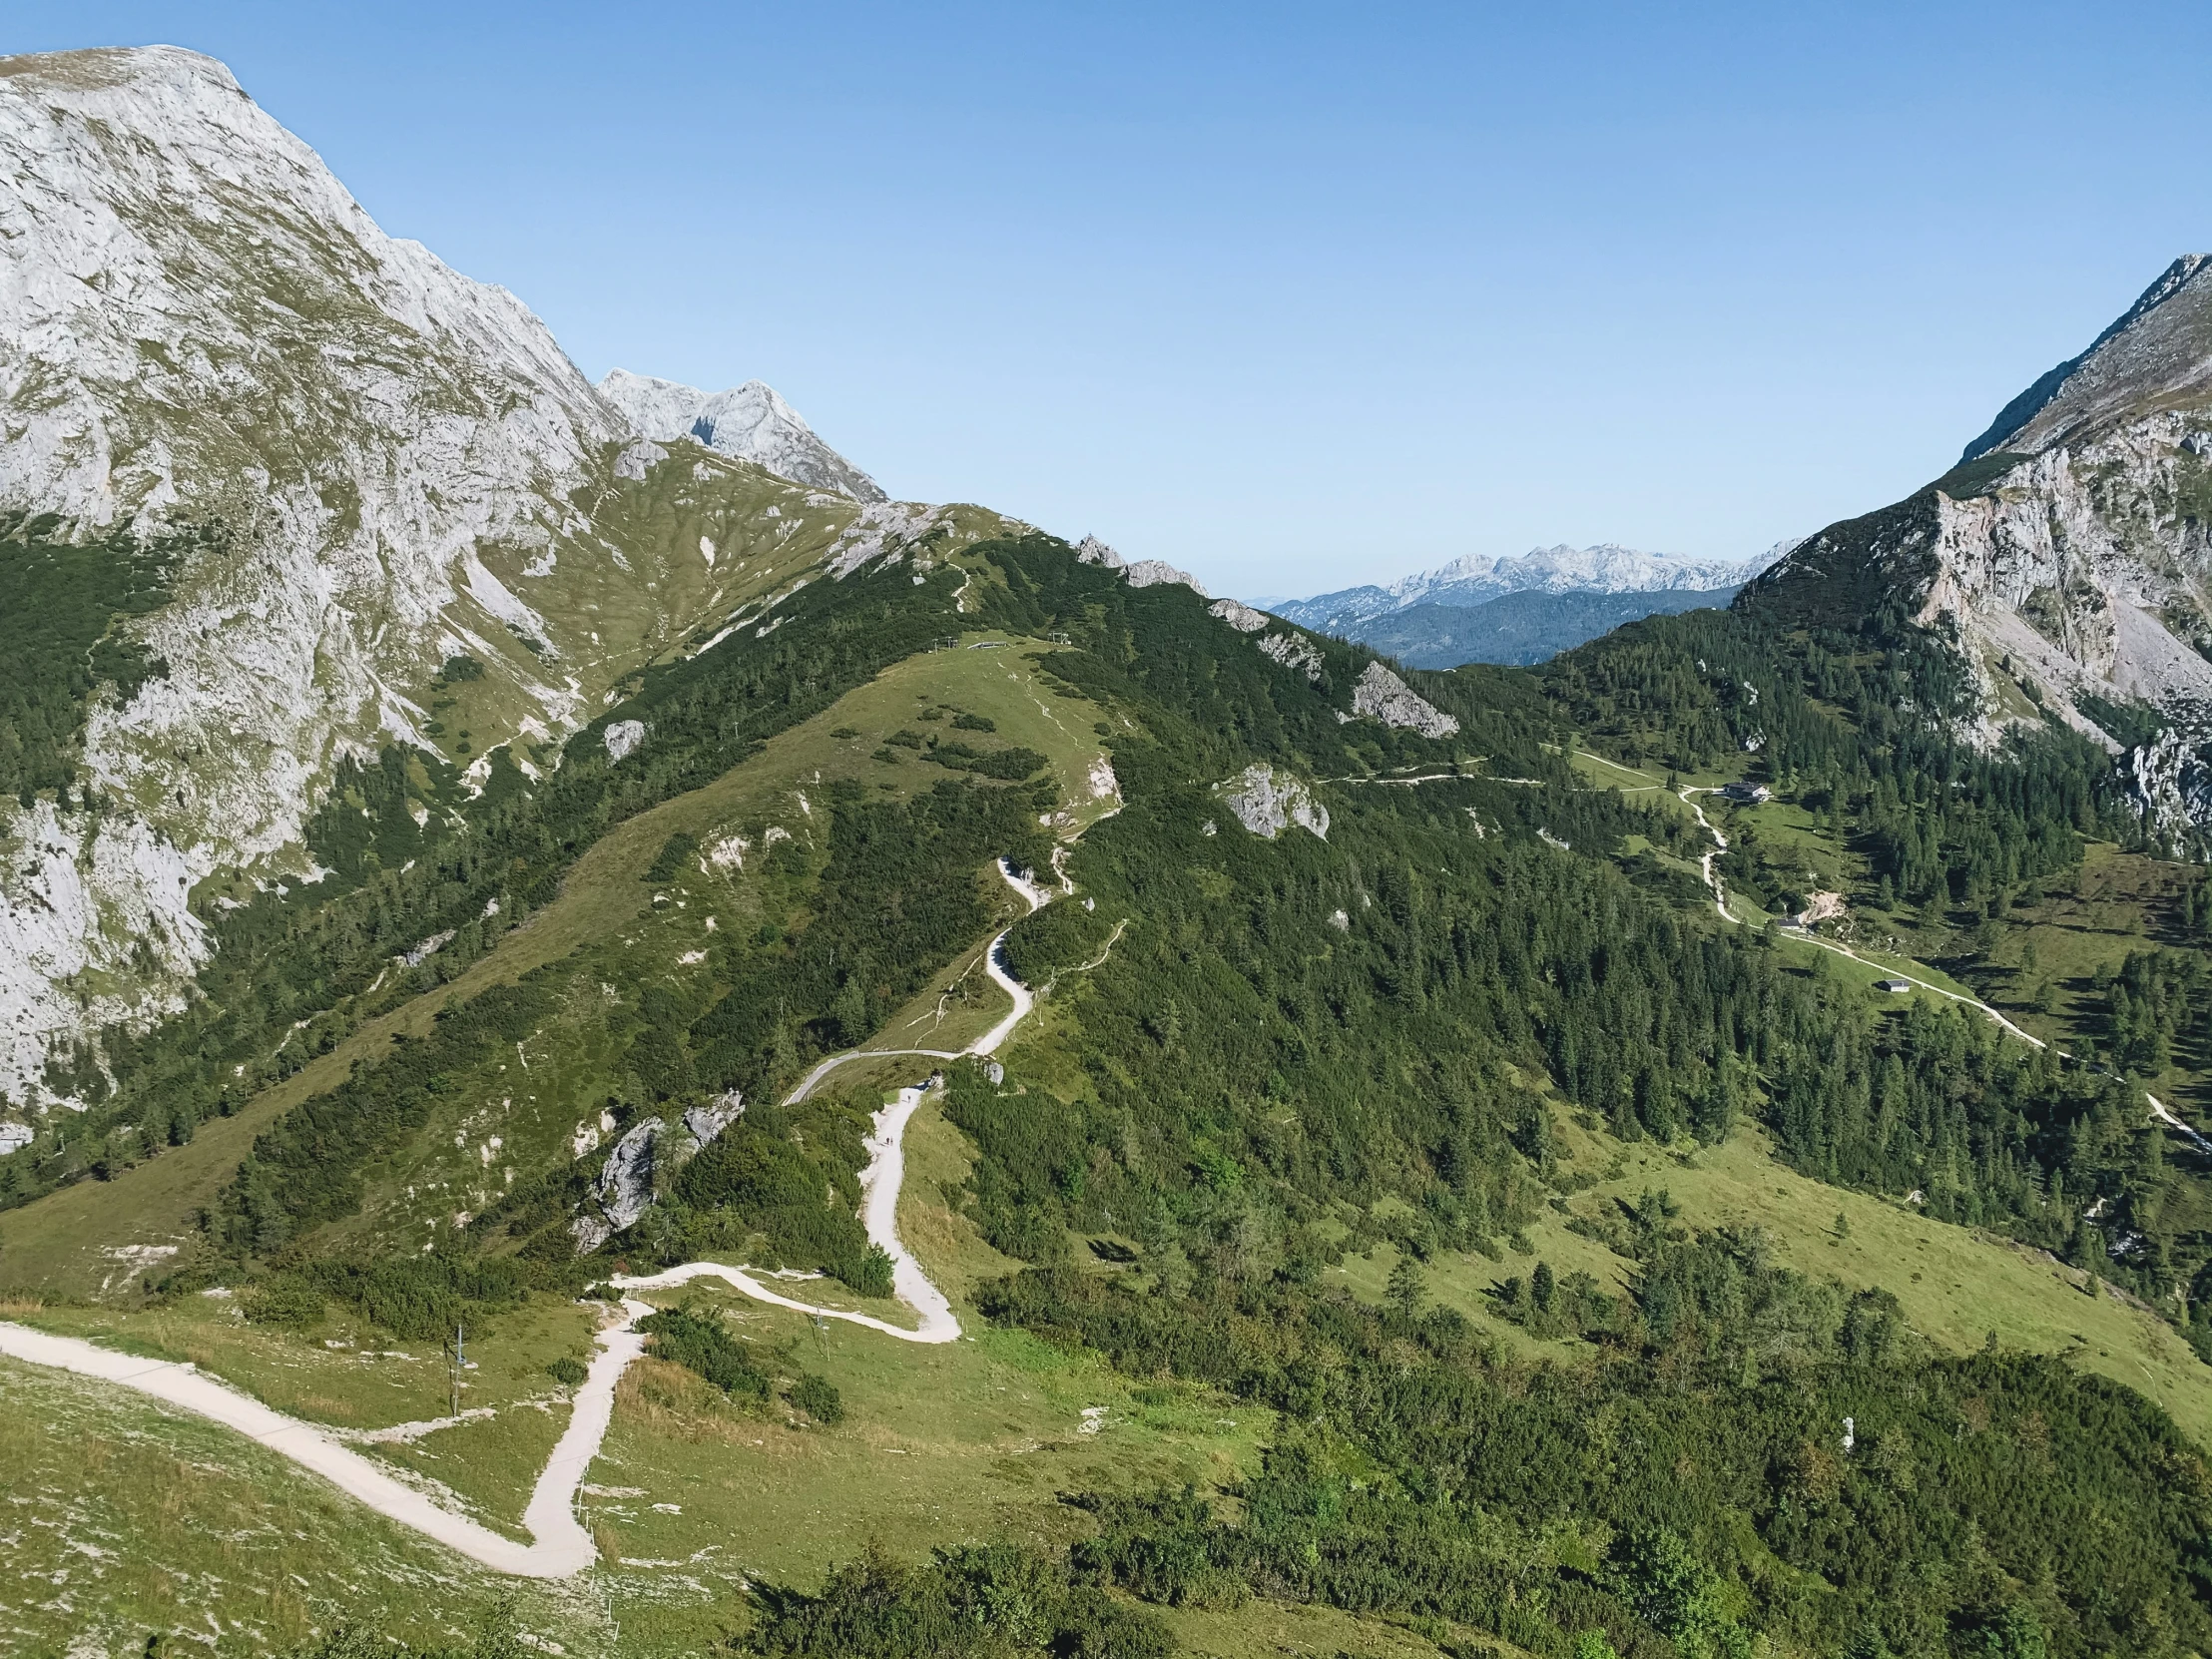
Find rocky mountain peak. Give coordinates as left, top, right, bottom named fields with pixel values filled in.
left=1963, top=255, right=2212, bottom=462
left=0, top=46, right=970, bottom=1109
left=597, top=368, right=885, bottom=501
left=1748, top=255, right=2212, bottom=821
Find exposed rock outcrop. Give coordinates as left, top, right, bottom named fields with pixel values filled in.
left=1209, top=598, right=1271, bottom=633
left=572, top=1092, right=743, bottom=1252
left=1125, top=559, right=1210, bottom=596
left=1219, top=764, right=1330, bottom=840
left=1073, top=536, right=1208, bottom=598
left=1350, top=662, right=1460, bottom=738
left=597, top=369, right=885, bottom=501
left=683, top=1091, right=745, bottom=1147
left=2124, top=731, right=2212, bottom=836
left=1258, top=633, right=1324, bottom=681
left=604, top=720, right=649, bottom=763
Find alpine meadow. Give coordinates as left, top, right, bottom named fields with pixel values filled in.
left=7, top=37, right=2212, bottom=1659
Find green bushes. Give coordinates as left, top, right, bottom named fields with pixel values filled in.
left=638, top=1305, right=768, bottom=1400
left=788, top=1373, right=843, bottom=1423
left=980, top=1231, right=2212, bottom=1657
left=211, top=978, right=558, bottom=1257
left=1001, top=899, right=1116, bottom=986
left=239, top=1276, right=325, bottom=1329
left=0, top=515, right=192, bottom=803
left=642, top=830, right=700, bottom=882
left=668, top=1104, right=890, bottom=1295
left=302, top=1254, right=537, bottom=1342
left=235, top=1254, right=541, bottom=1341
left=547, top=1356, right=587, bottom=1387
left=928, top=741, right=1047, bottom=780
left=746, top=1542, right=1172, bottom=1659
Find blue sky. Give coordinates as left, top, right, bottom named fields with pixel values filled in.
left=13, top=2, right=2212, bottom=597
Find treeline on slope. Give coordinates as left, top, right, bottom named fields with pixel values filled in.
left=974, top=693, right=2198, bottom=1315
left=971, top=535, right=1569, bottom=790
left=1540, top=606, right=2128, bottom=915
left=1, top=533, right=995, bottom=1208
left=193, top=771, right=1048, bottom=1297
left=1534, top=602, right=2212, bottom=1311
left=961, top=1223, right=2208, bottom=1659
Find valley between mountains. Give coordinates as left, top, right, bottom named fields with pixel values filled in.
left=15, top=39, right=2212, bottom=1659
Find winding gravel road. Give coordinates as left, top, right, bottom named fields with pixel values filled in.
left=0, top=858, right=1061, bottom=1575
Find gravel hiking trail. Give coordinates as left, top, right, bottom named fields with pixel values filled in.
left=1674, top=785, right=2212, bottom=1153
left=0, top=858, right=1058, bottom=1575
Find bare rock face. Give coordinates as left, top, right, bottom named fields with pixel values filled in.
left=1219, top=763, right=1329, bottom=840
left=2124, top=731, right=2212, bottom=836
left=603, top=720, right=649, bottom=763
left=1350, top=662, right=1460, bottom=738
left=597, top=369, right=885, bottom=502
left=1209, top=598, right=1270, bottom=633
left=1749, top=256, right=2212, bottom=823
left=1258, top=633, right=1324, bottom=681
left=571, top=1116, right=665, bottom=1252
left=572, top=1092, right=743, bottom=1252
left=1124, top=559, right=1210, bottom=596
left=0, top=46, right=1024, bottom=1112
left=0, top=45, right=632, bottom=1102
left=1072, top=536, right=1209, bottom=598
left=682, top=1091, right=745, bottom=1147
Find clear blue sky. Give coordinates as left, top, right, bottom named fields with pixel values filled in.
left=13, top=2, right=2212, bottom=598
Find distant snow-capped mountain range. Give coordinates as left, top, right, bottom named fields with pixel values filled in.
left=1275, top=542, right=1795, bottom=635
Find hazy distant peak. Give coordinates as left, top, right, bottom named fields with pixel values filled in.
left=597, top=367, right=885, bottom=501
left=1279, top=541, right=1782, bottom=634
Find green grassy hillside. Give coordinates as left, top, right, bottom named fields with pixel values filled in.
left=9, top=534, right=2212, bottom=1659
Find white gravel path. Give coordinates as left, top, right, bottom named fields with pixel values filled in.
left=0, top=855, right=1058, bottom=1574
left=0, top=1296, right=649, bottom=1577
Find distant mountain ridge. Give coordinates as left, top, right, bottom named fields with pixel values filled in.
left=597, top=369, right=885, bottom=501
left=1358, top=586, right=1745, bottom=668
left=1277, top=542, right=1786, bottom=635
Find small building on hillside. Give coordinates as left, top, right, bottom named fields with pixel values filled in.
left=1876, top=977, right=1913, bottom=993
left=1718, top=781, right=1770, bottom=805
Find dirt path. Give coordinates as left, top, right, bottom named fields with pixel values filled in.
left=0, top=1297, right=647, bottom=1577
left=1672, top=786, right=2212, bottom=1153
left=0, top=857, right=1060, bottom=1576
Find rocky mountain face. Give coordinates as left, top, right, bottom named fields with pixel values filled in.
left=597, top=368, right=886, bottom=501
left=1743, top=256, right=2212, bottom=829
left=0, top=46, right=988, bottom=1110
left=1278, top=542, right=1784, bottom=636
